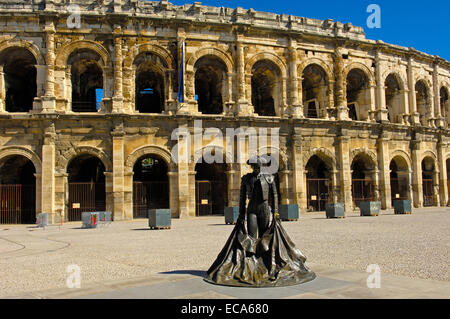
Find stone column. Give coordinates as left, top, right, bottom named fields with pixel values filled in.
left=65, top=67, right=72, bottom=112
left=330, top=170, right=339, bottom=203
left=292, top=129, right=306, bottom=213
left=337, top=132, right=353, bottom=211
left=0, top=65, right=5, bottom=112
left=111, top=129, right=126, bottom=220
left=433, top=64, right=444, bottom=127
left=432, top=169, right=440, bottom=206
left=54, top=171, right=68, bottom=223
left=408, top=56, right=420, bottom=125
left=411, top=140, right=422, bottom=207
left=176, top=33, right=188, bottom=114
left=41, top=123, right=56, bottom=223
left=41, top=21, right=56, bottom=112
left=112, top=26, right=124, bottom=112
left=168, top=170, right=179, bottom=217
left=327, top=79, right=335, bottom=119
left=288, top=41, right=302, bottom=118
left=225, top=169, right=236, bottom=207
left=164, top=69, right=175, bottom=113
left=335, top=47, right=348, bottom=120
left=377, top=135, right=392, bottom=209
left=236, top=40, right=252, bottom=116
left=437, top=140, right=448, bottom=206
left=123, top=171, right=133, bottom=219
left=281, top=77, right=287, bottom=116
left=375, top=50, right=388, bottom=122
left=400, top=89, right=410, bottom=125
left=279, top=170, right=292, bottom=205
left=104, top=171, right=114, bottom=214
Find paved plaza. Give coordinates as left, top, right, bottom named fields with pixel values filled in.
left=0, top=208, right=449, bottom=299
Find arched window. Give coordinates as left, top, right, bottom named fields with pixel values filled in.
left=440, top=86, right=449, bottom=126
left=302, top=64, right=328, bottom=118
left=194, top=56, right=227, bottom=114
left=0, top=47, right=37, bottom=112
left=385, top=74, right=403, bottom=123
left=346, top=69, right=370, bottom=121
left=134, top=53, right=166, bottom=113
left=68, top=50, right=104, bottom=112
left=251, top=60, right=280, bottom=116
left=415, top=80, right=430, bottom=126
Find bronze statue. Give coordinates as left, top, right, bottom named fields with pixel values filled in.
left=204, top=155, right=316, bottom=287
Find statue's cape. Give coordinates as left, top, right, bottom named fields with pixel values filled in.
left=204, top=218, right=316, bottom=287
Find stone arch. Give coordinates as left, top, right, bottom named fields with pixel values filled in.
left=60, top=146, right=112, bottom=173
left=192, top=145, right=233, bottom=170
left=0, top=39, right=45, bottom=65
left=297, top=58, right=333, bottom=82
left=186, top=47, right=233, bottom=73
left=303, top=147, right=337, bottom=171
left=343, top=62, right=375, bottom=86
left=382, top=70, right=406, bottom=90
left=245, top=52, right=287, bottom=78
left=349, top=148, right=378, bottom=169
left=125, top=145, right=172, bottom=174
left=55, top=40, right=111, bottom=67
left=123, top=43, right=174, bottom=70
left=0, top=146, right=42, bottom=174
left=389, top=150, right=412, bottom=169
left=421, top=151, right=437, bottom=164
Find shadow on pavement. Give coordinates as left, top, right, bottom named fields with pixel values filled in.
left=159, top=270, right=207, bottom=278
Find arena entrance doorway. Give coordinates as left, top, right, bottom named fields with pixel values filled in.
left=305, top=155, right=331, bottom=211
left=67, top=155, right=106, bottom=221
left=0, top=155, right=36, bottom=224
left=132, top=155, right=169, bottom=218
left=195, top=160, right=228, bottom=216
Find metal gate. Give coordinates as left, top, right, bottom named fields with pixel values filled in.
left=0, top=184, right=35, bottom=224
left=390, top=177, right=409, bottom=206
left=196, top=181, right=212, bottom=216
left=133, top=181, right=169, bottom=218
left=352, top=179, right=374, bottom=207
left=68, top=182, right=105, bottom=221
left=306, top=178, right=330, bottom=211
left=422, top=178, right=434, bottom=207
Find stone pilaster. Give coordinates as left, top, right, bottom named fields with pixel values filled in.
left=337, top=132, right=352, bottom=211
left=41, top=21, right=56, bottom=112
left=433, top=63, right=445, bottom=127
left=408, top=56, right=420, bottom=125
left=335, top=47, right=348, bottom=120
left=168, top=170, right=179, bottom=217
left=41, top=122, right=56, bottom=223
left=112, top=26, right=124, bottom=113
left=411, top=140, right=422, bottom=207
left=292, top=129, right=306, bottom=212
left=111, top=128, right=126, bottom=220
left=377, top=134, right=391, bottom=209
left=437, top=139, right=448, bottom=206
left=236, top=39, right=252, bottom=116
left=288, top=40, right=302, bottom=118
left=375, top=50, right=388, bottom=122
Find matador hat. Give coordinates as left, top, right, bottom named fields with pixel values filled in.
left=246, top=155, right=272, bottom=167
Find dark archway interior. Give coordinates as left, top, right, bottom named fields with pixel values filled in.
left=351, top=156, right=374, bottom=205
left=251, top=60, right=277, bottom=116
left=135, top=61, right=164, bottom=113
left=195, top=160, right=228, bottom=215
left=133, top=155, right=169, bottom=217
left=0, top=155, right=36, bottom=224
left=346, top=69, right=368, bottom=120
left=0, top=47, right=37, bottom=112
left=195, top=56, right=225, bottom=114
left=421, top=157, right=435, bottom=206
left=69, top=50, right=103, bottom=112
left=385, top=74, right=401, bottom=122
left=389, top=157, right=409, bottom=203
left=302, top=64, right=327, bottom=118
left=440, top=87, right=449, bottom=117
left=306, top=155, right=330, bottom=211
left=67, top=155, right=106, bottom=220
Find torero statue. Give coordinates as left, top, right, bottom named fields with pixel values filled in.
left=204, top=155, right=316, bottom=287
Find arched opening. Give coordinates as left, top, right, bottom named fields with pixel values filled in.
left=0, top=155, right=36, bottom=224
left=415, top=80, right=430, bottom=126
left=421, top=157, right=436, bottom=207
left=447, top=158, right=450, bottom=202
left=251, top=60, right=280, bottom=116
left=346, top=69, right=370, bottom=121
left=351, top=155, right=375, bottom=207
left=302, top=64, right=328, bottom=119
left=194, top=56, right=226, bottom=114
left=195, top=159, right=228, bottom=216
left=67, top=154, right=106, bottom=221
left=134, top=53, right=166, bottom=113
left=390, top=156, right=410, bottom=206
left=440, top=86, right=449, bottom=126
left=132, top=154, right=169, bottom=218
left=0, top=47, right=37, bottom=112
left=305, top=155, right=331, bottom=211
left=68, top=49, right=104, bottom=112
left=385, top=74, right=403, bottom=123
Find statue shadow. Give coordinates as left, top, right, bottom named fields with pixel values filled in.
left=159, top=270, right=207, bottom=278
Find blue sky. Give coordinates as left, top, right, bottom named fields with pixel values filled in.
left=169, top=0, right=450, bottom=61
